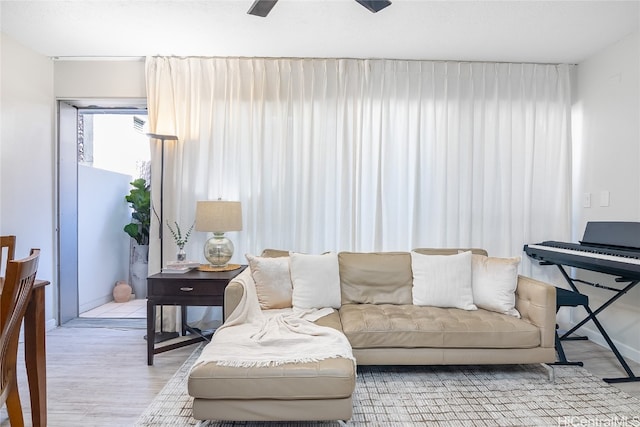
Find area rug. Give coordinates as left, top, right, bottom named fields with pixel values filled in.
left=135, top=345, right=640, bottom=427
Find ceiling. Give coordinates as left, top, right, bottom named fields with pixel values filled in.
left=1, top=1, right=638, bottom=64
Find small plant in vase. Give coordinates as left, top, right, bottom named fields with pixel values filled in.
left=167, top=220, right=194, bottom=262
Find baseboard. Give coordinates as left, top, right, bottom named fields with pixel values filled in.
left=79, top=294, right=113, bottom=314
left=577, top=325, right=640, bottom=364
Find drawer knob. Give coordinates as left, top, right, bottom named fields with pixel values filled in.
left=180, top=287, right=194, bottom=292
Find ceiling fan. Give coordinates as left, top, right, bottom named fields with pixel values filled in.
left=248, top=0, right=392, bottom=17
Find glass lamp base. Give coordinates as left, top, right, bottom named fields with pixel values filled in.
left=203, top=233, right=234, bottom=267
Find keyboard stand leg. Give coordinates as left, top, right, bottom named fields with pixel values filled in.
left=556, top=266, right=640, bottom=383
left=559, top=335, right=588, bottom=341
left=584, top=303, right=640, bottom=383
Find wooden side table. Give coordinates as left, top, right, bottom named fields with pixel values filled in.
left=146, top=266, right=247, bottom=365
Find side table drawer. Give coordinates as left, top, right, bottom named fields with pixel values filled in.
left=148, top=280, right=226, bottom=297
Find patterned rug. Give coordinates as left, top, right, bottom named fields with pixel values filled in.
left=135, top=345, right=640, bottom=427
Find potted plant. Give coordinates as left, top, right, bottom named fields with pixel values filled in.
left=124, top=178, right=150, bottom=298
left=167, top=220, right=195, bottom=262
left=124, top=178, right=151, bottom=245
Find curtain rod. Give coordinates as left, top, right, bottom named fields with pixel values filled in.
left=147, top=55, right=573, bottom=66
left=51, top=55, right=573, bottom=67
left=51, top=56, right=145, bottom=61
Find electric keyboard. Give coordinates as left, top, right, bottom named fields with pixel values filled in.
left=524, top=221, right=640, bottom=383
left=524, top=222, right=640, bottom=280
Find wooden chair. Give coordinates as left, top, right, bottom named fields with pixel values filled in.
left=0, top=236, right=16, bottom=288
left=0, top=249, right=40, bottom=427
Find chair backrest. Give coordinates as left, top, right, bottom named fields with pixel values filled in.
left=0, top=249, right=40, bottom=405
left=0, top=236, right=16, bottom=283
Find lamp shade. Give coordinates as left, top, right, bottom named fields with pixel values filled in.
left=195, top=201, right=242, bottom=233
left=146, top=133, right=178, bottom=141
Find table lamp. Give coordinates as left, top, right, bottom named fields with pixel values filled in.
left=195, top=200, right=242, bottom=267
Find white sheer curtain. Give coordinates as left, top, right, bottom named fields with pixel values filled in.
left=146, top=57, right=572, bottom=331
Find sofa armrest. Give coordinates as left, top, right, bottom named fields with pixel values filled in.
left=515, top=275, right=556, bottom=348
left=223, top=268, right=253, bottom=321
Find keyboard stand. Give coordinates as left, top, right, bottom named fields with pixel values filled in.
left=555, top=264, right=640, bottom=383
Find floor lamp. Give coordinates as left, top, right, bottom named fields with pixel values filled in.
left=147, top=133, right=180, bottom=343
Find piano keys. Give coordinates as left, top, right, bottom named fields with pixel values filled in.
left=524, top=242, right=640, bottom=281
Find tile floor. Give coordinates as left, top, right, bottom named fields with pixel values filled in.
left=80, top=298, right=146, bottom=318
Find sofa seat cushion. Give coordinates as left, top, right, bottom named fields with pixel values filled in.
left=189, top=358, right=355, bottom=401
left=339, top=304, right=540, bottom=349
left=313, top=309, right=344, bottom=332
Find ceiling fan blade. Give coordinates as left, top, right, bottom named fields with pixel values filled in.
left=356, top=0, right=392, bottom=13
left=247, top=0, right=278, bottom=17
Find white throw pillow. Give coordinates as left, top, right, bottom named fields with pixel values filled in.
left=472, top=254, right=521, bottom=318
left=246, top=254, right=293, bottom=310
left=289, top=252, right=342, bottom=309
left=411, top=250, right=476, bottom=310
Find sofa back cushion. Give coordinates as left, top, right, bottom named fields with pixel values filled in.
left=413, top=248, right=488, bottom=256
left=339, top=252, right=413, bottom=305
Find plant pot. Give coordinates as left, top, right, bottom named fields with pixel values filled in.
left=129, top=243, right=149, bottom=299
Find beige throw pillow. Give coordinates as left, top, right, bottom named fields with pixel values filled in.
left=290, top=252, right=342, bottom=309
left=411, top=250, right=476, bottom=310
left=246, top=254, right=293, bottom=310
left=471, top=254, right=521, bottom=318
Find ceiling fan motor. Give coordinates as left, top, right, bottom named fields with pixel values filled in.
left=248, top=0, right=392, bottom=17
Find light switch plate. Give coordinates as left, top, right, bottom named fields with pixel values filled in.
left=599, top=191, right=610, bottom=207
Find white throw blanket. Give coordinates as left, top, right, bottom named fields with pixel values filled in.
left=190, top=269, right=355, bottom=369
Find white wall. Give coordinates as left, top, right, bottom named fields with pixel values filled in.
left=571, top=31, right=640, bottom=363
left=0, top=33, right=56, bottom=328
left=54, top=60, right=146, bottom=100
left=0, top=42, right=146, bottom=328
left=78, top=165, right=132, bottom=313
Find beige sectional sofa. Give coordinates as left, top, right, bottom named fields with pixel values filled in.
left=189, top=248, right=557, bottom=423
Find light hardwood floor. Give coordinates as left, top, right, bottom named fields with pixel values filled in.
left=1, top=322, right=639, bottom=426
left=0, top=323, right=198, bottom=427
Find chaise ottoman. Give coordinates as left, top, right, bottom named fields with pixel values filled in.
left=188, top=311, right=356, bottom=422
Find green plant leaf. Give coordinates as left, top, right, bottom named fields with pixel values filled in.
left=124, top=178, right=151, bottom=245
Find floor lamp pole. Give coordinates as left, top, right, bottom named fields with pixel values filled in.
left=160, top=137, right=164, bottom=268
left=148, top=133, right=179, bottom=344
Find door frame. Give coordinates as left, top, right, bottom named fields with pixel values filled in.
left=57, top=101, right=79, bottom=324
left=56, top=98, right=147, bottom=325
